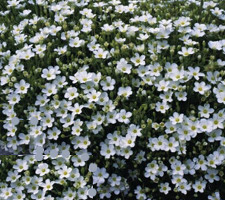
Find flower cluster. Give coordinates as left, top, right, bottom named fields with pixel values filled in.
left=0, top=0, right=225, bottom=199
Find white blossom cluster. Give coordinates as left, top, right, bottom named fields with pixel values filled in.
left=0, top=0, right=225, bottom=199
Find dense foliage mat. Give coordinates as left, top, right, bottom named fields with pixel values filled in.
left=0, top=0, right=225, bottom=199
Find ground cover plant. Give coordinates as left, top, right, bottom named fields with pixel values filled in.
left=0, top=0, right=225, bottom=199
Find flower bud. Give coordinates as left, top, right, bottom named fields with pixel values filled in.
left=9, top=82, right=13, bottom=87
left=23, top=71, right=29, bottom=77
left=210, top=55, right=215, bottom=61
left=11, top=76, right=17, bottom=82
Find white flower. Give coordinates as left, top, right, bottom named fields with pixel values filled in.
left=152, top=136, right=167, bottom=151
left=80, top=19, right=93, bottom=33
left=131, top=53, right=145, bottom=66
left=175, top=91, right=187, bottom=101
left=1, top=188, right=13, bottom=199
left=107, top=131, right=120, bottom=146
left=81, top=82, right=95, bottom=94
left=40, top=179, right=55, bottom=191
left=171, top=161, right=186, bottom=176
left=127, top=124, right=142, bottom=137
left=64, top=87, right=79, bottom=100
left=155, top=80, right=170, bottom=92
left=191, top=28, right=205, bottom=37
left=207, top=129, right=222, bottom=143
left=169, top=112, right=184, bottom=124
left=117, top=86, right=132, bottom=98
left=188, top=66, right=205, bottom=80
left=145, top=161, right=159, bottom=175
left=13, top=159, right=28, bottom=172
left=69, top=103, right=83, bottom=116
left=35, top=94, right=49, bottom=106
left=47, top=127, right=61, bottom=140
left=53, top=76, right=68, bottom=88
left=134, top=186, right=147, bottom=200
left=33, top=44, right=46, bottom=55
left=30, top=126, right=43, bottom=138
left=14, top=79, right=30, bottom=94
left=174, top=16, right=191, bottom=27
left=208, top=192, right=221, bottom=200
left=49, top=25, right=62, bottom=36
left=86, top=89, right=101, bottom=102
left=36, top=163, right=50, bottom=176
left=117, top=109, right=132, bottom=124
left=217, top=92, right=225, bottom=104
left=80, top=8, right=95, bottom=18
left=18, top=133, right=30, bottom=145
left=166, top=137, right=179, bottom=152
left=92, top=72, right=101, bottom=85
left=71, top=123, right=83, bottom=136
left=193, top=81, right=211, bottom=95
left=159, top=182, right=171, bottom=194
left=42, top=83, right=57, bottom=96
left=204, top=169, right=219, bottom=183
left=101, top=24, right=114, bottom=32
left=41, top=67, right=57, bottom=80
left=6, top=170, right=21, bottom=183
left=135, top=151, right=146, bottom=164
left=192, top=180, right=207, bottom=193
left=211, top=7, right=223, bottom=16
left=155, top=101, right=170, bottom=113
left=92, top=112, right=105, bottom=125
left=198, top=103, right=214, bottom=118
left=68, top=168, right=80, bottom=182
left=100, top=143, right=116, bottom=158
left=41, top=114, right=54, bottom=128
left=177, top=180, right=191, bottom=194
left=58, top=165, right=72, bottom=179
left=62, top=189, right=76, bottom=200
left=220, top=137, right=225, bottom=147
left=31, top=190, right=45, bottom=200
left=171, top=175, right=185, bottom=187
left=87, top=42, right=100, bottom=52
left=169, top=69, right=185, bottom=81
left=116, top=58, right=132, bottom=74
left=199, top=118, right=214, bottom=133
left=208, top=41, right=222, bottom=50
left=13, top=190, right=26, bottom=200
left=207, top=71, right=221, bottom=84
left=77, top=187, right=88, bottom=199
left=159, top=91, right=173, bottom=102
left=60, top=114, right=74, bottom=128
left=100, top=76, right=116, bottom=91
left=69, top=37, right=84, bottom=48
left=20, top=49, right=35, bottom=60
left=120, top=147, right=133, bottom=159
left=93, top=168, right=109, bottom=186
left=97, top=92, right=109, bottom=106
left=54, top=45, right=67, bottom=55
left=78, top=136, right=91, bottom=149
left=178, top=47, right=195, bottom=56
left=94, top=48, right=108, bottom=59
left=194, top=155, right=207, bottom=171
left=71, top=155, right=85, bottom=167
left=76, top=70, right=93, bottom=83
left=121, top=134, right=136, bottom=148
left=217, top=59, right=225, bottom=66
left=7, top=93, right=21, bottom=104
left=108, top=174, right=121, bottom=187
left=137, top=33, right=149, bottom=41
left=149, top=62, right=162, bottom=77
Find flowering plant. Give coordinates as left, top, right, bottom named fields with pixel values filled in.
left=0, top=0, right=225, bottom=199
